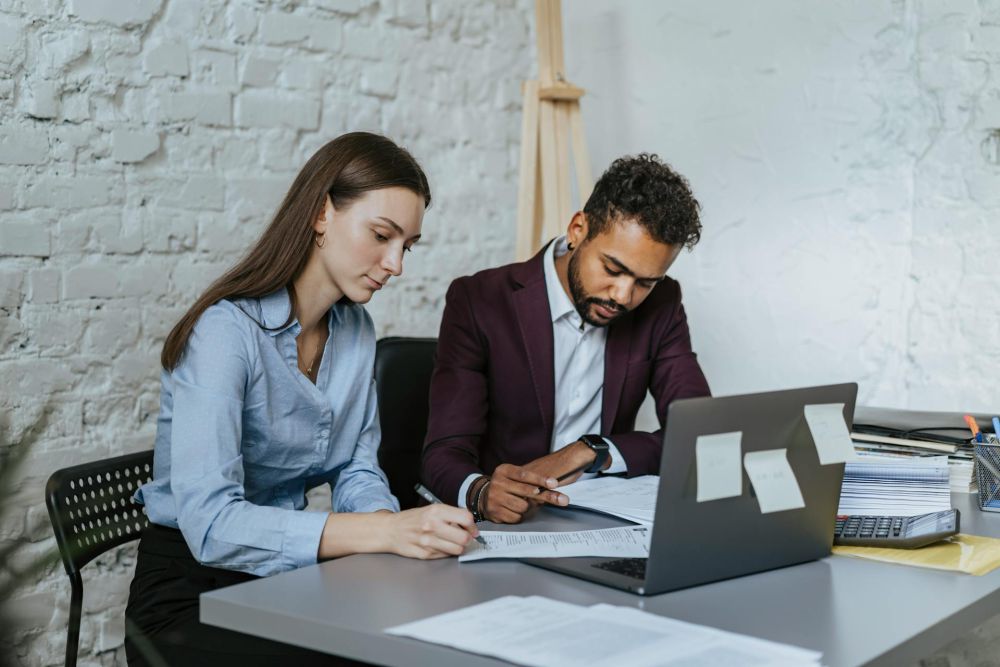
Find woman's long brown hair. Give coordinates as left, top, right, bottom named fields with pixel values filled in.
left=161, top=132, right=431, bottom=370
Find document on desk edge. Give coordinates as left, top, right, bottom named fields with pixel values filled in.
left=384, top=595, right=822, bottom=667
left=458, top=526, right=650, bottom=562
left=562, top=475, right=658, bottom=525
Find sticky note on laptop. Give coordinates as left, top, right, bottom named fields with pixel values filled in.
left=696, top=431, right=743, bottom=502
left=743, top=449, right=805, bottom=514
left=804, top=403, right=857, bottom=465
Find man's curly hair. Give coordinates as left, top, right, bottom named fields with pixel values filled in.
left=582, top=153, right=702, bottom=249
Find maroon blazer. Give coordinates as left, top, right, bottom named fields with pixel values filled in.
left=421, top=245, right=711, bottom=504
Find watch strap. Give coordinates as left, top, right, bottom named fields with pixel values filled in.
left=579, top=434, right=610, bottom=474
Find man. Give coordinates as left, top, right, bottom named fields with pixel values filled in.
left=421, top=154, right=711, bottom=523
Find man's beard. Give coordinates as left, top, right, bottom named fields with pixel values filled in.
left=567, top=250, right=627, bottom=328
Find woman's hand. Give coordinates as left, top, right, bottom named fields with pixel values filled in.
left=383, top=505, right=478, bottom=559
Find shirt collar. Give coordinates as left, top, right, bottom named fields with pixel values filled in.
left=543, top=236, right=585, bottom=329
left=257, top=288, right=339, bottom=337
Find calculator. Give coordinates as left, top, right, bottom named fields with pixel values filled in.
left=833, top=509, right=960, bottom=549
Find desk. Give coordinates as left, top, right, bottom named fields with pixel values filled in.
left=202, top=493, right=1000, bottom=666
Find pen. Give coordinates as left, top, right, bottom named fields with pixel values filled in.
left=556, top=461, right=590, bottom=482
left=414, top=483, right=486, bottom=545
left=964, top=415, right=983, bottom=443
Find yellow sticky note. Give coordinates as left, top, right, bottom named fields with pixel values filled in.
left=804, top=403, right=857, bottom=465
left=696, top=431, right=743, bottom=502
left=743, top=449, right=805, bottom=514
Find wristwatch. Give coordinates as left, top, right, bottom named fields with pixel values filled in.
left=579, top=434, right=610, bottom=473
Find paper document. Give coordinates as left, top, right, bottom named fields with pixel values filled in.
left=459, top=526, right=650, bottom=562
left=696, top=431, right=743, bottom=501
left=837, top=454, right=952, bottom=516
left=804, top=403, right=858, bottom=464
left=563, top=475, right=658, bottom=525
left=743, top=449, right=805, bottom=514
left=385, top=595, right=823, bottom=667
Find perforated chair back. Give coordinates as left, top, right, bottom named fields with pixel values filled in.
left=45, top=450, right=154, bottom=667
left=374, top=337, right=437, bottom=510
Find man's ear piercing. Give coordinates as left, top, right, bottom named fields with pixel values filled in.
left=567, top=242, right=574, bottom=251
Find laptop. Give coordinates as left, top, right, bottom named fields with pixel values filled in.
left=523, top=383, right=858, bottom=595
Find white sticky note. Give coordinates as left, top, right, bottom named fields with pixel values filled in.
left=696, top=431, right=743, bottom=502
left=804, top=403, right=858, bottom=465
left=743, top=449, right=805, bottom=514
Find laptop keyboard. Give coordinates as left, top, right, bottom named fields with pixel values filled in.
left=592, top=558, right=647, bottom=580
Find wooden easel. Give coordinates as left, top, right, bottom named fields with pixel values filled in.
left=515, top=0, right=593, bottom=261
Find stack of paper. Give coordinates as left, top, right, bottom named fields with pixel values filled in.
left=561, top=475, right=658, bottom=525
left=386, top=595, right=823, bottom=667
left=949, top=458, right=976, bottom=493
left=850, top=406, right=977, bottom=493
left=837, top=454, right=952, bottom=517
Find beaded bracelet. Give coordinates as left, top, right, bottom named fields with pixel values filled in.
left=477, top=479, right=491, bottom=521
left=469, top=476, right=489, bottom=522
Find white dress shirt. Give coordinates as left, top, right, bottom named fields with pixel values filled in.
left=457, top=237, right=626, bottom=506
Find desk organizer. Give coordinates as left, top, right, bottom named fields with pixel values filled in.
left=975, top=440, right=1000, bottom=512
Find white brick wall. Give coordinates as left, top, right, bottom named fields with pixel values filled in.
left=5, top=0, right=996, bottom=665
left=0, top=0, right=532, bottom=664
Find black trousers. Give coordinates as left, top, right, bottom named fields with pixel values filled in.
left=125, top=523, right=369, bottom=666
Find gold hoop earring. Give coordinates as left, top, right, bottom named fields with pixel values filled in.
left=315, top=231, right=326, bottom=248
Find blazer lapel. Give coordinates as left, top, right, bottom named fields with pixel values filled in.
left=602, top=312, right=634, bottom=431
left=512, top=250, right=555, bottom=440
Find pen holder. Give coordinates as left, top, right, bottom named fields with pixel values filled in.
left=975, top=440, right=1000, bottom=512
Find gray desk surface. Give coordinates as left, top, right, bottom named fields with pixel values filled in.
left=202, top=493, right=1000, bottom=667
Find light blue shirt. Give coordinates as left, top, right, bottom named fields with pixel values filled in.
left=137, top=289, right=399, bottom=577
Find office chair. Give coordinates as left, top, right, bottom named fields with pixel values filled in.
left=374, top=337, right=437, bottom=510
left=45, top=451, right=154, bottom=667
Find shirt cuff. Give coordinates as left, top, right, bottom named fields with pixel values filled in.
left=353, top=494, right=400, bottom=514
left=281, top=509, right=330, bottom=570
left=457, top=473, right=482, bottom=508
left=602, top=437, right=628, bottom=475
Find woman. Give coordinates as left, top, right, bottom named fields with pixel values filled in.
left=125, top=132, right=476, bottom=666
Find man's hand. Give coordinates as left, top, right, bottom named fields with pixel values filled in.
left=524, top=440, right=609, bottom=487
left=484, top=464, right=566, bottom=524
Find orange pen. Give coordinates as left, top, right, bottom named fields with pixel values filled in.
left=964, top=414, right=983, bottom=442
